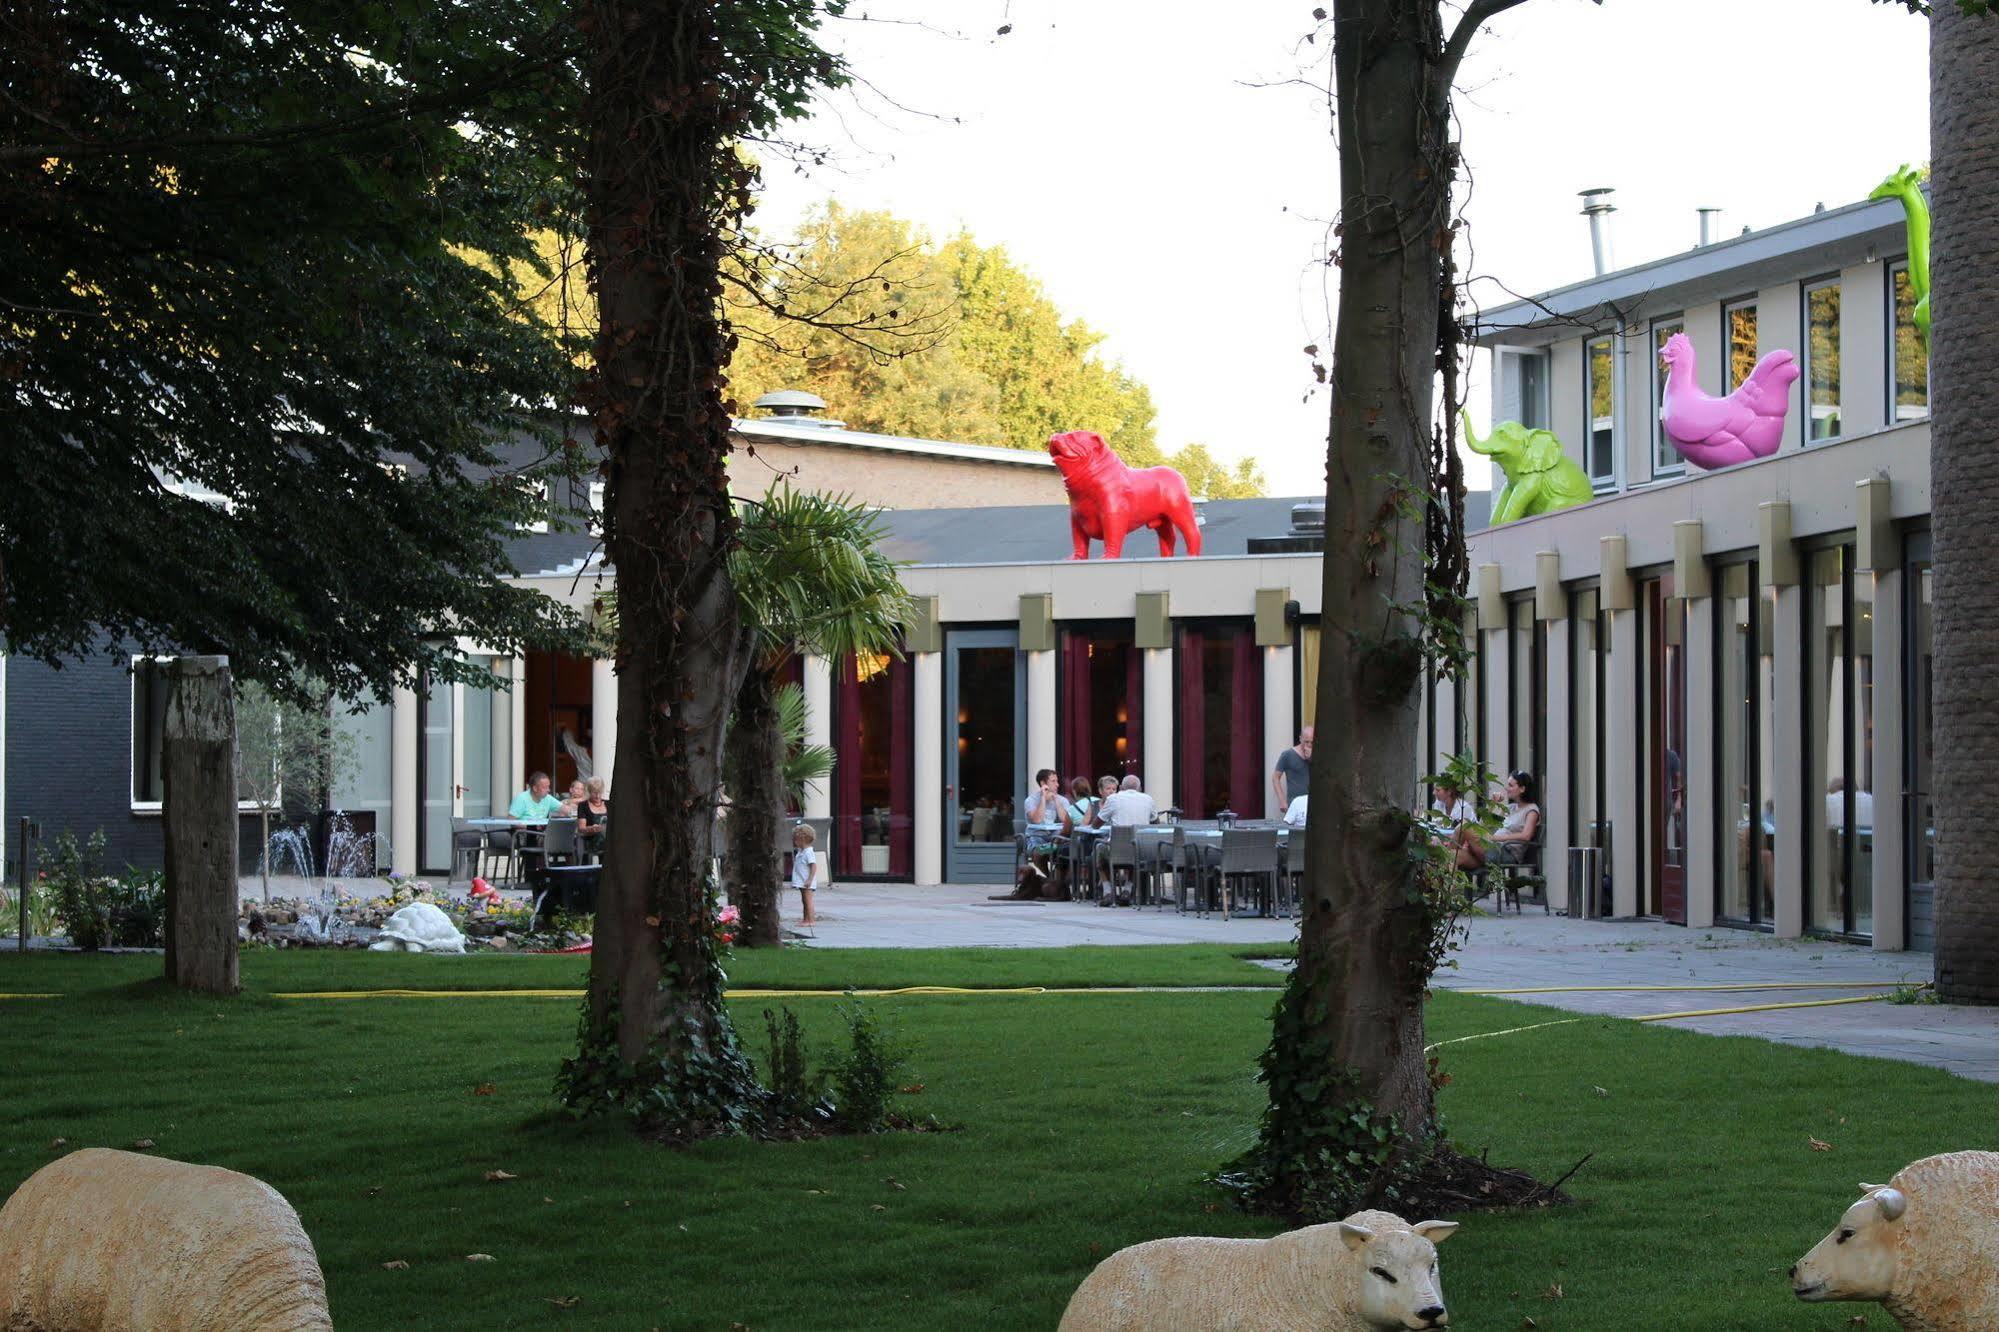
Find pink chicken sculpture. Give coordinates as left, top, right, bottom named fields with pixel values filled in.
left=1657, top=332, right=1800, bottom=469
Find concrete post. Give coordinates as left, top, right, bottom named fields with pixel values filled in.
left=1871, top=569, right=1907, bottom=950
left=390, top=682, right=418, bottom=877
left=801, top=653, right=833, bottom=821
left=1143, top=646, right=1174, bottom=808
left=1026, top=649, right=1057, bottom=778
left=913, top=652, right=942, bottom=886
left=591, top=655, right=618, bottom=795
left=1263, top=645, right=1294, bottom=819
left=1607, top=608, right=1640, bottom=916
left=1483, top=626, right=1512, bottom=776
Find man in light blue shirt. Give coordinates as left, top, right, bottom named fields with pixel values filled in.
left=509, top=771, right=563, bottom=822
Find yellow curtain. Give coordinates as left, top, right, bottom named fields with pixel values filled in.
left=1299, top=624, right=1320, bottom=730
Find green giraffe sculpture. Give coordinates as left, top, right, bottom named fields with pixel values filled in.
left=1462, top=411, right=1595, bottom=524
left=1870, top=163, right=1930, bottom=351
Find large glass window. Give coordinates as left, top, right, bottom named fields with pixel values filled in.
left=1725, top=299, right=1759, bottom=392
left=1640, top=578, right=1689, bottom=921
left=1815, top=549, right=1871, bottom=936
left=1806, top=279, right=1842, bottom=442
left=1175, top=623, right=1264, bottom=818
left=1518, top=352, right=1549, bottom=430
left=1586, top=335, right=1616, bottom=486
left=418, top=672, right=455, bottom=874
left=130, top=658, right=171, bottom=806
left=1717, top=563, right=1774, bottom=925
left=1058, top=626, right=1141, bottom=786
left=1651, top=317, right=1686, bottom=478
left=836, top=648, right=912, bottom=879
left=1891, top=262, right=1929, bottom=423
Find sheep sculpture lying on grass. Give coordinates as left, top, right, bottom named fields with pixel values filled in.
left=0, top=1147, right=332, bottom=1331
left=1058, top=1208, right=1457, bottom=1331
left=1791, top=1149, right=1999, bottom=1330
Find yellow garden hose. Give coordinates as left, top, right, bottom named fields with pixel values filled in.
left=1426, top=988, right=1923, bottom=1051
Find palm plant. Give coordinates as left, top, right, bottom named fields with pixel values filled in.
left=724, top=485, right=911, bottom=946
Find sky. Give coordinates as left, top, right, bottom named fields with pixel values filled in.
left=754, top=0, right=1932, bottom=498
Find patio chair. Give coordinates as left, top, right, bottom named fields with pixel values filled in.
left=1099, top=825, right=1155, bottom=905
left=542, top=817, right=580, bottom=868
left=450, top=817, right=488, bottom=884
left=1217, top=828, right=1282, bottom=921
left=1012, top=818, right=1029, bottom=883
left=1279, top=824, right=1306, bottom=918
left=1165, top=825, right=1216, bottom=916
left=1483, top=833, right=1548, bottom=915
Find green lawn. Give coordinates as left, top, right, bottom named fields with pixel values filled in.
left=0, top=946, right=1979, bottom=1330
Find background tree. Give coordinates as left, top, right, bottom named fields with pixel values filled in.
left=724, top=485, right=911, bottom=948
left=556, top=0, right=848, bottom=1133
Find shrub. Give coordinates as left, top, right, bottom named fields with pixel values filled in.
left=105, top=868, right=165, bottom=948
left=40, top=834, right=164, bottom=950
left=830, top=1003, right=910, bottom=1133
left=762, top=1006, right=830, bottom=1121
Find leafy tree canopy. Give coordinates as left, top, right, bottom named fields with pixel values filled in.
left=727, top=205, right=1268, bottom=493
left=2, top=0, right=591, bottom=702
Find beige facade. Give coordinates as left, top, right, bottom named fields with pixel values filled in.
left=728, top=419, right=1064, bottom=509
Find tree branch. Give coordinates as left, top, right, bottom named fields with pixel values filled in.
left=1440, top=0, right=1540, bottom=86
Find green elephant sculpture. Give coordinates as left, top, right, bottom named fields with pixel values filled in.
left=1462, top=411, right=1595, bottom=524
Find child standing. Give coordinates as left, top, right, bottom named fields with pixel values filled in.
left=789, top=823, right=821, bottom=927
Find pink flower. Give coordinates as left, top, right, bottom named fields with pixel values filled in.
left=717, top=905, right=740, bottom=925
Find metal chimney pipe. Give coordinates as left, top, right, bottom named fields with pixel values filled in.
left=1580, top=188, right=1617, bottom=275
left=1698, top=207, right=1722, bottom=247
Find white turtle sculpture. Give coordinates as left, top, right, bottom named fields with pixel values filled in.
left=368, top=902, right=466, bottom=954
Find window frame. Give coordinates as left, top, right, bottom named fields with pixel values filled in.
left=1584, top=333, right=1618, bottom=491
left=1721, top=294, right=1760, bottom=394
left=1802, top=273, right=1844, bottom=445
left=131, top=656, right=273, bottom=815
left=1885, top=258, right=1929, bottom=427
left=1648, top=314, right=1687, bottom=480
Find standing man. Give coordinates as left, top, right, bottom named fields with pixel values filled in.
left=1271, top=727, right=1313, bottom=816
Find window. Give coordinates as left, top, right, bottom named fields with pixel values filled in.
left=131, top=658, right=171, bottom=807
left=1716, top=562, right=1774, bottom=926
left=1805, top=278, right=1842, bottom=442
left=1650, top=317, right=1685, bottom=477
left=1500, top=350, right=1550, bottom=430
left=1890, top=262, right=1928, bottom=423
left=1585, top=335, right=1616, bottom=487
left=1724, top=299, right=1759, bottom=392
left=1806, top=548, right=1874, bottom=938
left=514, top=478, right=550, bottom=534
left=1571, top=587, right=1606, bottom=858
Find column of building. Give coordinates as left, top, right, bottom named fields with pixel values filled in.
left=1676, top=522, right=1718, bottom=928
left=1537, top=553, right=1573, bottom=890
left=1601, top=537, right=1642, bottom=918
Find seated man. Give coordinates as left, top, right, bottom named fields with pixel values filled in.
left=1093, top=776, right=1157, bottom=905
left=1283, top=793, right=1308, bottom=827
left=510, top=771, right=564, bottom=823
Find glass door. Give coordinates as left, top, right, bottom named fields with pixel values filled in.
left=417, top=673, right=455, bottom=875
left=945, top=628, right=1024, bottom=883
left=1906, top=535, right=1935, bottom=950
left=1639, top=577, right=1688, bottom=921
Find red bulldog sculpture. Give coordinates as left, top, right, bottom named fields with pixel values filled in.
left=1048, top=430, right=1203, bottom=559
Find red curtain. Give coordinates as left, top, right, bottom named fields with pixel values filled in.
left=834, top=657, right=864, bottom=877
left=1230, top=630, right=1263, bottom=816
left=888, top=655, right=912, bottom=877
left=1176, top=624, right=1207, bottom=817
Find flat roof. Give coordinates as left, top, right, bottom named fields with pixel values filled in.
left=1477, top=194, right=1911, bottom=347
left=732, top=417, right=1057, bottom=469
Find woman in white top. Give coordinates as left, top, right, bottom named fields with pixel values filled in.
left=1430, top=781, right=1484, bottom=870
left=1489, top=771, right=1541, bottom=865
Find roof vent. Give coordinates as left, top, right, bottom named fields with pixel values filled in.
left=753, top=389, right=828, bottom=418
left=1697, top=207, right=1722, bottom=247
left=1580, top=188, right=1616, bottom=276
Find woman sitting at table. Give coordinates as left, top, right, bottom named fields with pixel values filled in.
left=1066, top=776, right=1097, bottom=826
left=1487, top=771, right=1541, bottom=865
left=576, top=777, right=610, bottom=860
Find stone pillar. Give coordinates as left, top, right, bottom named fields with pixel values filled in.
left=1262, top=645, right=1293, bottom=819
left=489, top=660, right=511, bottom=817
left=1772, top=584, right=1807, bottom=939
left=801, top=653, right=833, bottom=821
left=1026, top=649, right=1057, bottom=777
left=1143, top=646, right=1174, bottom=808
left=1541, top=617, right=1573, bottom=892
left=1871, top=568, right=1906, bottom=950
left=913, top=651, right=942, bottom=886
left=162, top=656, right=238, bottom=995
left=1606, top=608, right=1640, bottom=917
left=1683, top=597, right=1718, bottom=928
left=1482, top=626, right=1511, bottom=777
left=591, top=656, right=618, bottom=796
left=509, top=655, right=527, bottom=800
left=390, top=682, right=418, bottom=877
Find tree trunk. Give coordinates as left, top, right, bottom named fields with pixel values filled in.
left=559, top=0, right=765, bottom=1130
left=725, top=663, right=785, bottom=948
left=1931, top=6, right=1999, bottom=1004
left=163, top=656, right=240, bottom=995
left=1231, top=0, right=1460, bottom=1216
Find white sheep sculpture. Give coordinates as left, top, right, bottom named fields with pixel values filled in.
left=0, top=1147, right=332, bottom=1331
left=1791, top=1149, right=1999, bottom=1330
left=1057, top=1208, right=1457, bottom=1331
